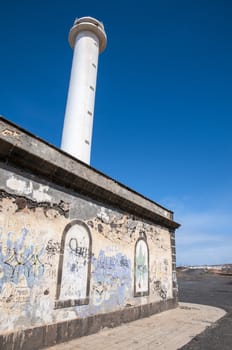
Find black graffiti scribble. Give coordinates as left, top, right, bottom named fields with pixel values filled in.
left=69, top=238, right=89, bottom=259
left=120, top=256, right=129, bottom=268
left=95, top=253, right=130, bottom=271
left=3, top=250, right=44, bottom=285
left=46, top=240, right=61, bottom=257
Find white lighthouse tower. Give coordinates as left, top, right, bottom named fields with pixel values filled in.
left=61, top=17, right=107, bottom=164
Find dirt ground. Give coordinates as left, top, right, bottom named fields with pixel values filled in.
left=177, top=268, right=232, bottom=350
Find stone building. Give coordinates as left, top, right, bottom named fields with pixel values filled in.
left=0, top=116, right=179, bottom=349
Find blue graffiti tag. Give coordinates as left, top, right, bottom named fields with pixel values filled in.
left=0, top=227, right=44, bottom=292
left=92, top=250, right=131, bottom=306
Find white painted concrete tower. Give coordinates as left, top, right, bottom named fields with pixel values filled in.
left=61, top=17, right=107, bottom=164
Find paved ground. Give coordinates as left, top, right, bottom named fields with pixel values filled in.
left=44, top=302, right=225, bottom=350
left=178, top=269, right=232, bottom=350
left=44, top=269, right=232, bottom=350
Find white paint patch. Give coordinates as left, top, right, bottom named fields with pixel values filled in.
left=6, top=177, right=51, bottom=202
left=6, top=176, right=32, bottom=195
left=32, top=185, right=51, bottom=202
left=59, top=224, right=90, bottom=300
left=97, top=208, right=110, bottom=223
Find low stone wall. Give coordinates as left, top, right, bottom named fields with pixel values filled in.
left=0, top=116, right=179, bottom=348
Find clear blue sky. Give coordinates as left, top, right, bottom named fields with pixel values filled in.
left=1, top=0, right=232, bottom=265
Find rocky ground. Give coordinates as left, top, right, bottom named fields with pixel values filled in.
left=177, top=267, right=232, bottom=350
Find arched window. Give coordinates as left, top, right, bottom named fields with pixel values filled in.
left=134, top=238, right=149, bottom=297
left=55, top=220, right=92, bottom=309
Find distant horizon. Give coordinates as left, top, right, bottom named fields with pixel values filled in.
left=177, top=263, right=232, bottom=268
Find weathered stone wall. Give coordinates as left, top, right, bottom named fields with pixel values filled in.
left=0, top=116, right=179, bottom=349
left=0, top=165, right=173, bottom=333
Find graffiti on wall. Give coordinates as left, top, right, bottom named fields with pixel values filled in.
left=56, top=221, right=91, bottom=307
left=134, top=238, right=149, bottom=296
left=150, top=258, right=170, bottom=299
left=92, top=249, right=131, bottom=306
left=0, top=227, right=44, bottom=294
left=43, top=239, right=61, bottom=279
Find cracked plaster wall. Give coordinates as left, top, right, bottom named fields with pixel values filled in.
left=0, top=164, right=174, bottom=333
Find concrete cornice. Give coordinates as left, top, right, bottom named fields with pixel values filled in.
left=0, top=116, right=180, bottom=230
